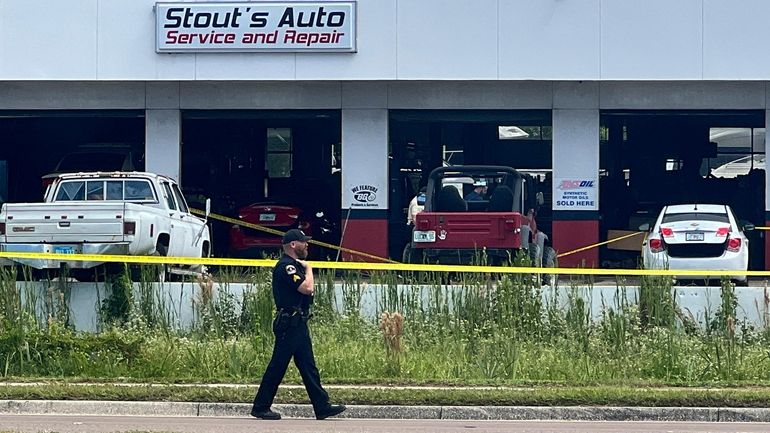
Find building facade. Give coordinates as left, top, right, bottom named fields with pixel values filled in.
left=1, top=0, right=768, bottom=267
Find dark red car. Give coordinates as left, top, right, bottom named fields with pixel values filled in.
left=229, top=203, right=338, bottom=260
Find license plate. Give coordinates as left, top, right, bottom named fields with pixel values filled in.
left=685, top=232, right=704, bottom=241
left=53, top=246, right=75, bottom=254
left=259, top=213, right=276, bottom=222
left=413, top=230, right=436, bottom=243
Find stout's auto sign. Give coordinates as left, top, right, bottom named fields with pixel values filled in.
left=155, top=2, right=356, bottom=53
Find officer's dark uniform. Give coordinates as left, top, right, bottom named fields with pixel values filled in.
left=251, top=248, right=333, bottom=418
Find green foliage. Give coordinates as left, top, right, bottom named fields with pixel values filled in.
left=2, top=264, right=770, bottom=387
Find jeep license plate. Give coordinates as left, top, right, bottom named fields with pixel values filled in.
left=685, top=232, right=704, bottom=241
left=259, top=213, right=276, bottom=222
left=413, top=230, right=436, bottom=243
left=54, top=246, right=75, bottom=254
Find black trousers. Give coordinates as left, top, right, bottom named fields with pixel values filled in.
left=252, top=315, right=329, bottom=414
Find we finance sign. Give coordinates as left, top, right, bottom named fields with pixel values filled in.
left=155, top=2, right=356, bottom=53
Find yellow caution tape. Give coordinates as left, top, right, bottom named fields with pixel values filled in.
left=0, top=251, right=767, bottom=277
left=189, top=208, right=398, bottom=264
left=753, top=227, right=770, bottom=231
left=557, top=231, right=645, bottom=258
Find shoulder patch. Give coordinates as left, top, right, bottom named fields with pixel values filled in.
left=292, top=274, right=301, bottom=282
left=286, top=264, right=297, bottom=275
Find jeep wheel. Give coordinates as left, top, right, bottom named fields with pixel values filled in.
left=402, top=243, right=421, bottom=264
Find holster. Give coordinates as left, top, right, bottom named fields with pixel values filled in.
left=275, top=309, right=305, bottom=331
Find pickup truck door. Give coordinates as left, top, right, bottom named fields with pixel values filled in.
left=171, top=182, right=206, bottom=257
left=159, top=181, right=188, bottom=257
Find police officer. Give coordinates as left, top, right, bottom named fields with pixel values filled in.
left=250, top=229, right=346, bottom=421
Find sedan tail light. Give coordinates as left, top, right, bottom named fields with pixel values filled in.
left=649, top=238, right=664, bottom=253
left=660, top=227, right=674, bottom=237
left=716, top=227, right=730, bottom=237
left=726, top=237, right=742, bottom=252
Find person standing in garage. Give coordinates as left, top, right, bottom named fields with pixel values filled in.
left=250, top=229, right=346, bottom=421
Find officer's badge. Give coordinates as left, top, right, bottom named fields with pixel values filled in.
left=292, top=275, right=301, bottom=282
left=286, top=265, right=297, bottom=275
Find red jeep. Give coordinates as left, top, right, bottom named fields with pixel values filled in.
left=404, top=165, right=550, bottom=265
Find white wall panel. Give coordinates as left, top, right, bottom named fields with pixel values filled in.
left=341, top=109, right=388, bottom=209
left=703, top=0, right=770, bottom=80
left=499, top=0, right=599, bottom=80
left=97, top=0, right=194, bottom=80
left=296, top=0, right=396, bottom=79
left=5, top=1, right=770, bottom=81
left=193, top=53, right=296, bottom=80
left=552, top=109, right=600, bottom=211
left=145, top=109, right=181, bottom=182
left=396, top=0, right=498, bottom=79
left=0, top=0, right=98, bottom=79
left=600, top=0, right=702, bottom=80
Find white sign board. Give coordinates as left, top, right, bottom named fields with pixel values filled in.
left=155, top=2, right=356, bottom=53
left=553, top=178, right=598, bottom=211
left=346, top=183, right=384, bottom=209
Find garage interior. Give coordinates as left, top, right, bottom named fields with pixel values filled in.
left=599, top=110, right=765, bottom=270
left=180, top=110, right=342, bottom=258
left=387, top=110, right=552, bottom=261
left=0, top=111, right=145, bottom=204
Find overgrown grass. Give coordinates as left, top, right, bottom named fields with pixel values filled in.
left=1, top=262, right=770, bottom=390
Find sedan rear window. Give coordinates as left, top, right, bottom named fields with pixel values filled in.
left=662, top=212, right=729, bottom=223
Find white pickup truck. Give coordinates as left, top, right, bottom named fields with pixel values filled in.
left=0, top=171, right=210, bottom=272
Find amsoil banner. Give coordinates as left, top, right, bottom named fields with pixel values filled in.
left=155, top=2, right=356, bottom=53
left=553, top=178, right=599, bottom=211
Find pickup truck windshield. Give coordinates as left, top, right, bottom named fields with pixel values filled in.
left=55, top=179, right=156, bottom=202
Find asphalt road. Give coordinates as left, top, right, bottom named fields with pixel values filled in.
left=2, top=415, right=770, bottom=433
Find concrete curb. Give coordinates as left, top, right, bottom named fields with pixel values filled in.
left=3, top=400, right=770, bottom=422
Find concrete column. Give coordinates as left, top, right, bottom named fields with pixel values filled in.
left=552, top=108, right=600, bottom=267
left=145, top=109, right=181, bottom=183
left=341, top=108, right=389, bottom=261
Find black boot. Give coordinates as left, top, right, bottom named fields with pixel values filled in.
left=251, top=408, right=281, bottom=420
left=315, top=404, right=346, bottom=420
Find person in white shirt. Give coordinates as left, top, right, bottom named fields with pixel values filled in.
left=407, top=187, right=426, bottom=226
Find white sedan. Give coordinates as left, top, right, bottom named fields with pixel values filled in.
left=641, top=204, right=753, bottom=284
